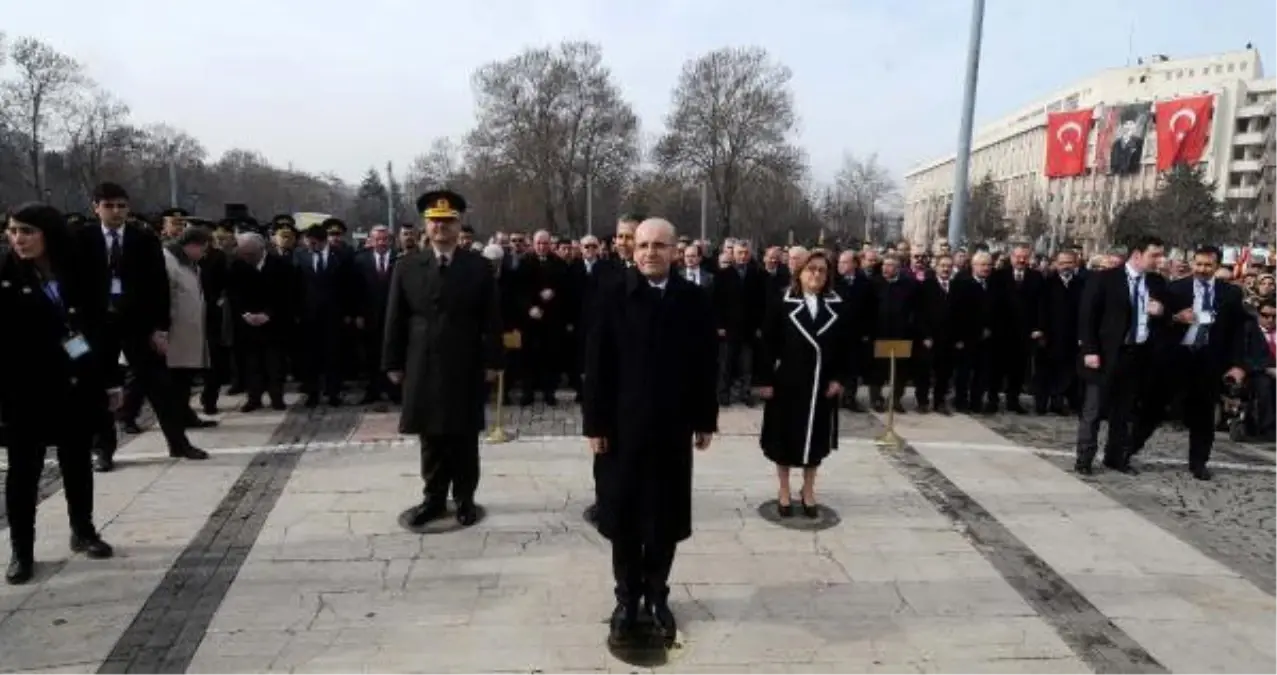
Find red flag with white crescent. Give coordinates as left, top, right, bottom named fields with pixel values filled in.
left=1156, top=95, right=1214, bottom=170
left=1044, top=109, right=1093, bottom=178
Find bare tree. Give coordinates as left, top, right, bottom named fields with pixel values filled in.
left=833, top=152, right=898, bottom=243
left=0, top=37, right=86, bottom=196
left=406, top=137, right=465, bottom=192
left=655, top=46, right=805, bottom=240
left=62, top=87, right=134, bottom=200
left=467, top=41, right=638, bottom=234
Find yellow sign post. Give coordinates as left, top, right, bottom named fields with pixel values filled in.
left=872, top=339, right=913, bottom=448
left=485, top=330, right=522, bottom=444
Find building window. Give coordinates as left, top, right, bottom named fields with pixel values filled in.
left=1176, top=70, right=1183, bottom=79
left=1241, top=61, right=1249, bottom=70
left=1139, top=75, right=1147, bottom=83
left=1189, top=68, right=1196, bottom=76
left=1128, top=76, right=1135, bottom=84
left=1228, top=63, right=1236, bottom=73
left=1165, top=72, right=1172, bottom=81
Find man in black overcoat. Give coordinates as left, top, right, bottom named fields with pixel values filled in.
left=383, top=190, right=502, bottom=527
left=583, top=218, right=718, bottom=648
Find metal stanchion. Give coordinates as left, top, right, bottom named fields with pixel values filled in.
left=873, top=339, right=913, bottom=448
left=484, top=330, right=521, bottom=443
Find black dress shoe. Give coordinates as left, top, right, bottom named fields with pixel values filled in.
left=1190, top=465, right=1213, bottom=481
left=170, top=446, right=210, bottom=460
left=584, top=503, right=599, bottom=524
left=93, top=454, right=114, bottom=473
left=647, top=600, right=678, bottom=646
left=202, top=403, right=218, bottom=416
left=5, top=558, right=33, bottom=585
left=326, top=396, right=343, bottom=407
left=1074, top=461, right=1093, bottom=476
left=241, top=401, right=262, bottom=413
left=916, top=402, right=931, bottom=414
left=304, top=396, right=320, bottom=409
left=70, top=533, right=114, bottom=559
left=121, top=420, right=144, bottom=434
left=455, top=502, right=479, bottom=526
left=408, top=500, right=447, bottom=527
left=185, top=419, right=218, bottom=429
left=1102, top=459, right=1138, bottom=475
left=607, top=603, right=641, bottom=648
left=271, top=400, right=288, bottom=411
left=935, top=402, right=953, bottom=416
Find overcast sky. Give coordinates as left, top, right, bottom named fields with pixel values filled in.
left=3, top=0, right=1273, bottom=185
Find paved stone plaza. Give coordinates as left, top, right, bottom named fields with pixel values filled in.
left=0, top=394, right=1272, bottom=673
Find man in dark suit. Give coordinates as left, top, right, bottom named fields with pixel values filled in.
left=991, top=244, right=1045, bottom=414
left=1132, top=245, right=1247, bottom=480
left=73, top=182, right=205, bottom=472
left=584, top=218, right=718, bottom=649
left=953, top=251, right=998, bottom=413
left=1037, top=250, right=1085, bottom=415
left=679, top=243, right=714, bottom=294
left=295, top=218, right=357, bottom=407
left=833, top=249, right=876, bottom=411
left=354, top=225, right=400, bottom=404
left=384, top=190, right=502, bottom=528
left=520, top=230, right=569, bottom=406
left=916, top=254, right=962, bottom=414
left=1075, top=236, right=1168, bottom=475
left=226, top=233, right=293, bottom=412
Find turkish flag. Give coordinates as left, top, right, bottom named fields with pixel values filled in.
left=1156, top=95, right=1213, bottom=170
left=1045, top=109, right=1093, bottom=178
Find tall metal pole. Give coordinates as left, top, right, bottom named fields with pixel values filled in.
left=385, top=161, right=396, bottom=234
left=699, top=182, right=708, bottom=241
left=586, top=174, right=594, bottom=236
left=168, top=157, right=179, bottom=207
left=947, top=0, right=986, bottom=248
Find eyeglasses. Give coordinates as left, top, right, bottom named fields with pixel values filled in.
left=97, top=202, right=128, bottom=210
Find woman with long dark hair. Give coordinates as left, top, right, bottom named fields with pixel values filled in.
left=0, top=202, right=117, bottom=584
left=753, top=250, right=853, bottom=518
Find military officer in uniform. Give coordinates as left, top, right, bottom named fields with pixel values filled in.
left=384, top=190, right=503, bottom=527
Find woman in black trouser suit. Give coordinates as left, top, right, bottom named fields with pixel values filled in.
left=0, top=203, right=117, bottom=584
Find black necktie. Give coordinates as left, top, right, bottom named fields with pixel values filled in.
left=107, top=230, right=122, bottom=273
left=439, top=255, right=450, bottom=274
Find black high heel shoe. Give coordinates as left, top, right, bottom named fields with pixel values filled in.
left=801, top=498, right=819, bottom=519
left=777, top=501, right=793, bottom=518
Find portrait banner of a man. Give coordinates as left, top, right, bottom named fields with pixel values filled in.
left=1094, top=103, right=1152, bottom=175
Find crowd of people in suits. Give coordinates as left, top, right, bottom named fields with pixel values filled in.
left=2, top=183, right=1274, bottom=651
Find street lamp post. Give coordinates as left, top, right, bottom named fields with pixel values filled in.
left=947, top=0, right=987, bottom=248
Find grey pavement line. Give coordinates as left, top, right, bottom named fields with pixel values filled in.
left=95, top=406, right=362, bottom=675
left=877, top=440, right=1169, bottom=674
left=15, top=435, right=1272, bottom=476
left=914, top=439, right=1276, bottom=474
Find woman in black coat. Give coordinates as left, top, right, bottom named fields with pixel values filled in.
left=754, top=250, right=852, bottom=518
left=1, top=203, right=119, bottom=584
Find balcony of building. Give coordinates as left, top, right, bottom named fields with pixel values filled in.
left=1226, top=185, right=1261, bottom=199
left=1235, top=131, right=1268, bottom=146
left=1231, top=158, right=1264, bottom=173
left=1237, top=101, right=1276, bottom=118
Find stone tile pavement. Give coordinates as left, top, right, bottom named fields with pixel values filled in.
left=0, top=395, right=1271, bottom=673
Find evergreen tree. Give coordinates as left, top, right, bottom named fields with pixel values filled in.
left=1151, top=164, right=1244, bottom=247
left=354, top=167, right=388, bottom=226
left=967, top=173, right=1007, bottom=243
left=1110, top=197, right=1157, bottom=249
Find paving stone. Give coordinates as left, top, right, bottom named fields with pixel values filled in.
left=974, top=411, right=1276, bottom=594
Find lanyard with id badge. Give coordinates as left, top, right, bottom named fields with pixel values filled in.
left=42, top=280, right=91, bottom=360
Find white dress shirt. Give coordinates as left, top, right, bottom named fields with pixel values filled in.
left=1126, top=262, right=1150, bottom=344
left=1182, top=278, right=1215, bottom=346
left=803, top=292, right=819, bottom=319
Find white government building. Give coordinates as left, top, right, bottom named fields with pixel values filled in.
left=903, top=48, right=1276, bottom=251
